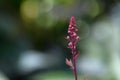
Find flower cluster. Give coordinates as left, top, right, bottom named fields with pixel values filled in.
left=66, top=16, right=80, bottom=54
left=66, top=16, right=80, bottom=80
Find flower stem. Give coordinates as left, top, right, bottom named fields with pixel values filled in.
left=72, top=44, right=77, bottom=80
left=73, top=57, right=77, bottom=80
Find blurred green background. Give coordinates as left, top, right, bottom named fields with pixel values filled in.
left=0, top=0, right=120, bottom=80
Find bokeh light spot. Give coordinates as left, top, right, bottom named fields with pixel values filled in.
left=20, top=0, right=39, bottom=20
left=89, top=0, right=101, bottom=18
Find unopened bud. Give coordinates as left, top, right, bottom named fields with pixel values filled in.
left=76, top=36, right=80, bottom=41
left=72, top=32, right=77, bottom=37
left=71, top=27, right=75, bottom=30
left=66, top=36, right=70, bottom=41
left=68, top=42, right=73, bottom=48
left=68, top=30, right=71, bottom=33
left=75, top=29, right=78, bottom=32
left=73, top=45, right=76, bottom=49
left=69, top=25, right=72, bottom=28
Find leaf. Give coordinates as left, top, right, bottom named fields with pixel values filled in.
left=74, top=52, right=80, bottom=59
left=66, top=58, right=74, bottom=69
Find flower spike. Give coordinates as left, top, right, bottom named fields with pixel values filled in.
left=66, top=16, right=80, bottom=80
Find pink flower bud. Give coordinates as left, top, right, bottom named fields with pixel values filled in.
left=70, top=16, right=75, bottom=25
left=69, top=25, right=72, bottom=28
left=76, top=36, right=80, bottom=41
left=66, top=36, right=70, bottom=39
left=68, top=42, right=73, bottom=48
left=75, top=29, right=78, bottom=32
left=68, top=30, right=71, bottom=34
left=73, top=45, right=76, bottom=49
left=72, top=32, right=77, bottom=37
left=71, top=27, right=75, bottom=30
left=66, top=36, right=70, bottom=41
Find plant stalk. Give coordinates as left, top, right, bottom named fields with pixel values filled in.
left=72, top=44, right=78, bottom=80
left=73, top=57, right=77, bottom=80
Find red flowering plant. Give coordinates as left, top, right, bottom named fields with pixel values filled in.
left=66, top=16, right=80, bottom=80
